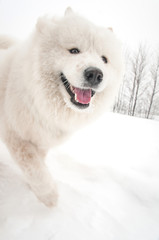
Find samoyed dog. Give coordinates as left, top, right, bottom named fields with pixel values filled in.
left=0, top=8, right=124, bottom=207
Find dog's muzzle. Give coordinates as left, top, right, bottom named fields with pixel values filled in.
left=60, top=67, right=103, bottom=110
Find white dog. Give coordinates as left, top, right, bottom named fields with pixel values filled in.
left=0, top=8, right=124, bottom=207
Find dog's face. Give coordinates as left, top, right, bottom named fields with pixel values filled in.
left=34, top=8, right=124, bottom=113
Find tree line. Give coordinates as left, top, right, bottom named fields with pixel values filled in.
left=113, top=45, right=159, bottom=120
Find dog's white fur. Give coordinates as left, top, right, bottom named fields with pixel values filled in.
left=0, top=8, right=124, bottom=207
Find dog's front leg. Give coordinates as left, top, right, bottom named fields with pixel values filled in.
left=5, top=131, right=58, bottom=207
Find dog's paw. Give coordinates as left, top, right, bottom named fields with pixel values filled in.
left=37, top=189, right=58, bottom=207
left=30, top=183, right=58, bottom=208
left=35, top=188, right=58, bottom=208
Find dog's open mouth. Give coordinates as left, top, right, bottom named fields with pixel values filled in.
left=60, top=73, right=95, bottom=109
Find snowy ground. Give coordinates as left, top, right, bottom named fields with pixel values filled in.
left=0, top=112, right=159, bottom=240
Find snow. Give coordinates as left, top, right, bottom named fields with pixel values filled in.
left=0, top=112, right=159, bottom=240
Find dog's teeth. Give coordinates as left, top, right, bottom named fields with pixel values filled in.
left=70, top=86, right=74, bottom=93
left=75, top=93, right=78, bottom=102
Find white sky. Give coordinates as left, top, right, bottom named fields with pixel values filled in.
left=0, top=0, right=159, bottom=49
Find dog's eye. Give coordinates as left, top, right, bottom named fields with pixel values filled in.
left=69, top=48, right=80, bottom=54
left=101, top=56, right=108, bottom=64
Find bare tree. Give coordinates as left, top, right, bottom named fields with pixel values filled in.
left=146, top=55, right=159, bottom=119
left=129, top=45, right=148, bottom=116
left=113, top=48, right=134, bottom=115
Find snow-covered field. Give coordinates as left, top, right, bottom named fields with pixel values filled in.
left=0, top=112, right=159, bottom=240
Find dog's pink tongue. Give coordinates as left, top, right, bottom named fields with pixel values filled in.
left=74, top=88, right=91, bottom=104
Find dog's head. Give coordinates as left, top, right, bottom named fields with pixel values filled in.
left=33, top=8, right=124, bottom=113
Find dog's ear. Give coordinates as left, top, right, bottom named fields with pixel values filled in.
left=36, top=17, right=44, bottom=34
left=36, top=16, right=53, bottom=35
left=108, top=27, right=113, bottom=32
left=65, top=7, right=74, bottom=16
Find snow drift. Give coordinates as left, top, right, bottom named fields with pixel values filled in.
left=0, top=113, right=159, bottom=240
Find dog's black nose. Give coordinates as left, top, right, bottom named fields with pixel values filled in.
left=84, top=67, right=103, bottom=87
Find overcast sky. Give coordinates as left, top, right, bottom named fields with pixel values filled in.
left=0, top=0, right=159, bottom=49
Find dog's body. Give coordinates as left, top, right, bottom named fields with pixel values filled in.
left=0, top=8, right=124, bottom=207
